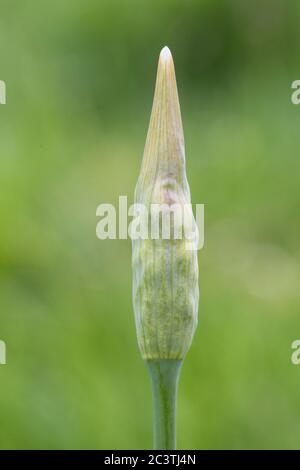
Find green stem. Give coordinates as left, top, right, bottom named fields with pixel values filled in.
left=146, top=359, right=183, bottom=450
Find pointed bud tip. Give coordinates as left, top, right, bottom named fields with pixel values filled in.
left=159, top=46, right=172, bottom=63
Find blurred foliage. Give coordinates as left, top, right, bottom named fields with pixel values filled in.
left=0, top=0, right=300, bottom=449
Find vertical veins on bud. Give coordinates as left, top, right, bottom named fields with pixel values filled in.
left=135, top=46, right=189, bottom=206
left=132, top=46, right=199, bottom=361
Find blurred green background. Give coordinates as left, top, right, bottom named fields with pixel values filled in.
left=1, top=0, right=300, bottom=449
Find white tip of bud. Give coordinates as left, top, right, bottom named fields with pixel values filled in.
left=159, top=46, right=172, bottom=63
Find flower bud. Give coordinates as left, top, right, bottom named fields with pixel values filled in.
left=132, top=47, right=199, bottom=360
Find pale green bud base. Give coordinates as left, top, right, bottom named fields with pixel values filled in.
left=146, top=359, right=183, bottom=450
